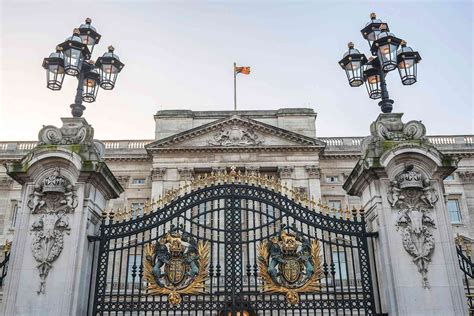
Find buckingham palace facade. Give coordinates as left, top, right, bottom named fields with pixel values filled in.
left=0, top=108, right=473, bottom=315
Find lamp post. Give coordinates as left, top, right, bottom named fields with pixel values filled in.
left=42, top=18, right=125, bottom=118
left=338, top=13, right=421, bottom=113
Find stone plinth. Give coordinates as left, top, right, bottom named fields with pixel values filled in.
left=344, top=113, right=466, bottom=316
left=2, top=118, right=122, bottom=316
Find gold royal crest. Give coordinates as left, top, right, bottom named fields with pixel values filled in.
left=144, top=225, right=210, bottom=306
left=257, top=224, right=323, bottom=304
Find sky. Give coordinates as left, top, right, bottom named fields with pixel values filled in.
left=0, top=0, right=472, bottom=141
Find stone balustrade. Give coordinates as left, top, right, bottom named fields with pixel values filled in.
left=0, top=136, right=472, bottom=159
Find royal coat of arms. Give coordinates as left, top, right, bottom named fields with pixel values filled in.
left=144, top=225, right=210, bottom=306
left=257, top=225, right=323, bottom=304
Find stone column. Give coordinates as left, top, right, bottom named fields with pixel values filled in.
left=150, top=167, right=166, bottom=200
left=278, top=166, right=294, bottom=193
left=305, top=165, right=322, bottom=200
left=2, top=118, right=123, bottom=316
left=344, top=113, right=466, bottom=316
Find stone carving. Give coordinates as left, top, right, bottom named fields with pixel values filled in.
left=178, top=168, right=194, bottom=181
left=208, top=124, right=263, bottom=146
left=305, top=165, right=321, bottom=179
left=458, top=171, right=474, bottom=183
left=371, top=114, right=426, bottom=141
left=0, top=176, right=14, bottom=188
left=38, top=118, right=93, bottom=145
left=361, top=113, right=427, bottom=154
left=27, top=168, right=77, bottom=294
left=278, top=166, right=294, bottom=179
left=116, top=175, right=131, bottom=187
left=387, top=165, right=438, bottom=288
left=151, top=168, right=166, bottom=181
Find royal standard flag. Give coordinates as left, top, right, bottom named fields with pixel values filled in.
left=235, top=66, right=251, bottom=75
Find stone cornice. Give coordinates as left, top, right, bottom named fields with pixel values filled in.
left=148, top=146, right=323, bottom=154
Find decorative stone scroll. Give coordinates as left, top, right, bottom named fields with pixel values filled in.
left=38, top=118, right=94, bottom=145
left=36, top=118, right=105, bottom=160
left=361, top=113, right=427, bottom=155
left=387, top=164, right=438, bottom=288
left=27, top=168, right=78, bottom=294
left=371, top=113, right=426, bottom=141
left=208, top=123, right=263, bottom=146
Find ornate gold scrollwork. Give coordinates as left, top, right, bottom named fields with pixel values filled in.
left=143, top=225, right=210, bottom=306
left=257, top=225, right=323, bottom=304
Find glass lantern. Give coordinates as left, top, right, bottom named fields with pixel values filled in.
left=42, top=50, right=65, bottom=90
left=82, top=68, right=100, bottom=103
left=338, top=42, right=368, bottom=87
left=397, top=41, right=421, bottom=85
left=78, top=18, right=101, bottom=55
left=95, top=46, right=125, bottom=90
left=363, top=58, right=382, bottom=99
left=371, top=25, right=402, bottom=72
left=360, top=13, right=389, bottom=54
left=58, top=29, right=91, bottom=76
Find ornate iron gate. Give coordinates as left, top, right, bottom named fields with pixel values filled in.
left=455, top=237, right=474, bottom=314
left=89, top=171, right=381, bottom=315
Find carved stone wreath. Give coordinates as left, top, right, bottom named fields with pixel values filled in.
left=387, top=164, right=438, bottom=288
left=27, top=168, right=78, bottom=294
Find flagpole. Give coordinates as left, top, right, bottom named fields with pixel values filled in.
left=233, top=62, right=237, bottom=111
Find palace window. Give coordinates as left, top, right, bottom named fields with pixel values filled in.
left=132, top=178, right=146, bottom=185
left=444, top=174, right=455, bottom=181
left=9, top=201, right=18, bottom=229
left=326, top=175, right=340, bottom=183
left=328, top=200, right=342, bottom=218
left=447, top=199, right=462, bottom=224
left=332, top=251, right=347, bottom=280
left=127, top=254, right=142, bottom=283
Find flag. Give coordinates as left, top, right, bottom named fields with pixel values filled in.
left=235, top=66, right=251, bottom=75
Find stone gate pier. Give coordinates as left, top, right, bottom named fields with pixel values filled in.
left=1, top=118, right=122, bottom=315
left=344, top=113, right=466, bottom=315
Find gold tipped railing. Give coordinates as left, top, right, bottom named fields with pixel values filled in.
left=103, top=166, right=366, bottom=224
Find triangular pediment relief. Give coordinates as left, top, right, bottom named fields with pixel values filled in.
left=146, top=116, right=325, bottom=152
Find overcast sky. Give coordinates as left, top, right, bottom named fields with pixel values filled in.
left=0, top=0, right=472, bottom=141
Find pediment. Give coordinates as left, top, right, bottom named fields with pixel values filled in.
left=146, top=116, right=325, bottom=152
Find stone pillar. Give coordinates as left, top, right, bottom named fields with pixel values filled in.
left=344, top=113, right=466, bottom=316
left=150, top=167, right=166, bottom=200
left=2, top=118, right=123, bottom=316
left=305, top=165, right=322, bottom=200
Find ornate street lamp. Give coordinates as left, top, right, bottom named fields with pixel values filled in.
left=42, top=18, right=125, bottom=118
left=339, top=13, right=421, bottom=113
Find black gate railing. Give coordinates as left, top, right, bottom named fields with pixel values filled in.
left=0, top=242, right=11, bottom=287
left=88, top=172, right=383, bottom=315
left=456, top=237, right=474, bottom=315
